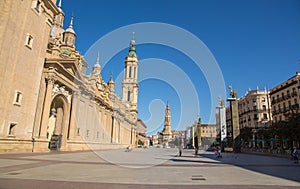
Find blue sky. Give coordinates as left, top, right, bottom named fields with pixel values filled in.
left=60, top=0, right=300, bottom=135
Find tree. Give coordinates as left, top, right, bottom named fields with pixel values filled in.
left=138, top=139, right=144, bottom=146
left=240, top=127, right=252, bottom=144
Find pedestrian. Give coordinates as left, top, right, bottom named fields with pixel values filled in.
left=216, top=146, right=222, bottom=159
left=290, top=147, right=294, bottom=160
left=293, top=147, right=298, bottom=164
left=179, top=145, right=183, bottom=157
left=194, top=146, right=198, bottom=156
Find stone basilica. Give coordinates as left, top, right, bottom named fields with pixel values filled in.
left=0, top=0, right=140, bottom=152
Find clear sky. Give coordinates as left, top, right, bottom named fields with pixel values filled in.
left=61, top=0, right=300, bottom=135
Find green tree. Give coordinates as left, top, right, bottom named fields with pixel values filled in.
left=138, top=139, right=144, bottom=146
left=240, top=127, right=252, bottom=144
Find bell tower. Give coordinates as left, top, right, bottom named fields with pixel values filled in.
left=63, top=14, right=76, bottom=48
left=163, top=102, right=172, bottom=141
left=122, top=32, right=138, bottom=118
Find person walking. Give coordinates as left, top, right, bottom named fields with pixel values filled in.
left=216, top=146, right=222, bottom=159
left=179, top=145, right=183, bottom=157
left=293, top=147, right=298, bottom=164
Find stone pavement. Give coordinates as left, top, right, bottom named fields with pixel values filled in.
left=0, top=147, right=299, bottom=189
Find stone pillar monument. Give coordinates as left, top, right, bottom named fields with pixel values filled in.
left=227, top=86, right=241, bottom=152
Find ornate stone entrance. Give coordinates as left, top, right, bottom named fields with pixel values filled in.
left=48, top=94, right=70, bottom=151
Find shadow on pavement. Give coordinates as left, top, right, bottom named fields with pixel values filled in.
left=198, top=151, right=300, bottom=183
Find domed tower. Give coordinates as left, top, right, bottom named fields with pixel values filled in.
left=122, top=32, right=139, bottom=118
left=63, top=14, right=76, bottom=48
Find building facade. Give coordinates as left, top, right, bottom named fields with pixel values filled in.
left=270, top=72, right=300, bottom=122
left=0, top=0, right=139, bottom=152
left=238, top=89, right=272, bottom=129
left=0, top=0, right=59, bottom=152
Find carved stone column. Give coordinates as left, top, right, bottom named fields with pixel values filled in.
left=39, top=78, right=55, bottom=139
left=68, top=90, right=80, bottom=140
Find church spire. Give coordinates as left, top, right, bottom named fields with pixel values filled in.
left=58, top=0, right=62, bottom=8
left=164, top=102, right=171, bottom=130
left=122, top=33, right=139, bottom=119
left=94, top=52, right=101, bottom=68
left=66, top=13, right=75, bottom=34
left=63, top=13, right=76, bottom=47
left=128, top=32, right=137, bottom=57
left=57, top=0, right=64, bottom=13
left=92, top=52, right=101, bottom=75
left=108, top=73, right=115, bottom=92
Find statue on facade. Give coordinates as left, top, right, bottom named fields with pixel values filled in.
left=47, top=108, right=57, bottom=140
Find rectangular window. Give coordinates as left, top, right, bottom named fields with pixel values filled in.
left=35, top=0, right=41, bottom=12
left=262, top=105, right=266, bottom=111
left=134, top=67, right=136, bottom=79
left=263, top=113, right=268, bottom=120
left=127, top=91, right=130, bottom=102
left=254, top=114, right=258, bottom=120
left=31, top=0, right=41, bottom=14
left=13, top=90, right=23, bottom=106
left=8, top=123, right=17, bottom=136
left=25, top=33, right=33, bottom=49
left=77, top=128, right=80, bottom=136
left=292, top=88, right=296, bottom=96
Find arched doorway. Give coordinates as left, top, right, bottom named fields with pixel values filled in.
left=48, top=95, right=70, bottom=151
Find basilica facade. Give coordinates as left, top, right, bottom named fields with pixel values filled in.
left=0, top=0, right=139, bottom=152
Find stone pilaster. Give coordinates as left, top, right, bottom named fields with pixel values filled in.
left=39, top=78, right=54, bottom=139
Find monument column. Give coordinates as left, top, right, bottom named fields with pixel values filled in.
left=227, top=87, right=241, bottom=152
left=39, top=78, right=55, bottom=138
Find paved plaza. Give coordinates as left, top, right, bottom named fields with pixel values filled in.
left=0, top=148, right=299, bottom=189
